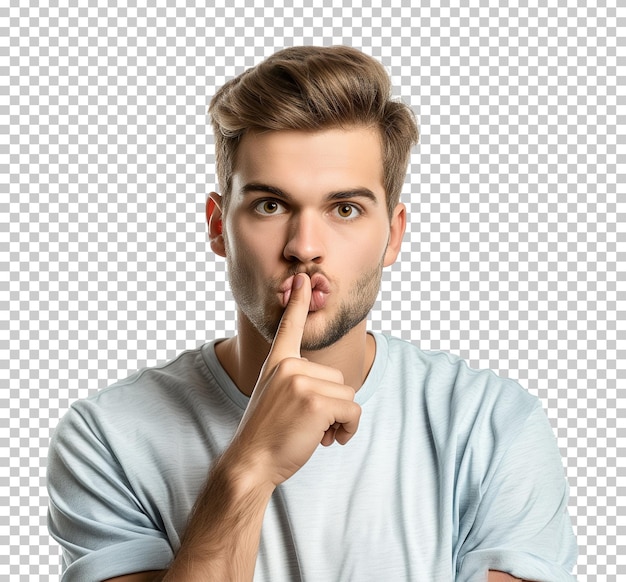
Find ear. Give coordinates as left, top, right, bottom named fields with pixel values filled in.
left=383, top=202, right=406, bottom=267
left=206, top=192, right=226, bottom=257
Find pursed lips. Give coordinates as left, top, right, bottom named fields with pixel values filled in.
left=279, top=272, right=331, bottom=311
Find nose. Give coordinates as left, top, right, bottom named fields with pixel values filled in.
left=283, top=210, right=325, bottom=264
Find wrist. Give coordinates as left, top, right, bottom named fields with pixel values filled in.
left=213, top=446, right=277, bottom=502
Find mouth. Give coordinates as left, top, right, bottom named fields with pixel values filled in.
left=279, top=272, right=331, bottom=312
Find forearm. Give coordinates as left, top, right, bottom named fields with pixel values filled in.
left=162, top=454, right=274, bottom=582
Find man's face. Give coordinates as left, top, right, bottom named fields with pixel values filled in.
left=211, top=127, right=405, bottom=351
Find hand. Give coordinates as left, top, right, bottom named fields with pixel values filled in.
left=229, top=273, right=362, bottom=487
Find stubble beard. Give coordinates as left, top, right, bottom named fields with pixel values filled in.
left=227, top=256, right=385, bottom=352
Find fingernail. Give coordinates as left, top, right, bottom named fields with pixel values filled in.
left=293, top=273, right=304, bottom=289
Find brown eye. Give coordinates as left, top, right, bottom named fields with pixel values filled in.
left=336, top=204, right=360, bottom=219
left=255, top=200, right=284, bottom=215
left=338, top=205, right=352, bottom=217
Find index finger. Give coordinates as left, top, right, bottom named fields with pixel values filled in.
left=266, top=273, right=312, bottom=365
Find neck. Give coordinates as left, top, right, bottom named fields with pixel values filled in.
left=215, top=311, right=376, bottom=397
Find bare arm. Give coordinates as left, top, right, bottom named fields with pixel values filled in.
left=488, top=572, right=532, bottom=581
left=105, top=274, right=360, bottom=581
left=161, top=453, right=274, bottom=581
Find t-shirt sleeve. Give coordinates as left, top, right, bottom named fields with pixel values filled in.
left=456, top=405, right=578, bottom=581
left=47, top=405, right=174, bottom=581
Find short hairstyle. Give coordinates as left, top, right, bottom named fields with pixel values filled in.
left=209, top=45, right=419, bottom=217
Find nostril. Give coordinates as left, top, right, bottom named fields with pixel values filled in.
left=286, top=254, right=322, bottom=264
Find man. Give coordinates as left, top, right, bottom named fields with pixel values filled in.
left=48, top=46, right=577, bottom=581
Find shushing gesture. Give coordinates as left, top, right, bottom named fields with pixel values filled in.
left=230, top=272, right=362, bottom=487
left=164, top=274, right=362, bottom=579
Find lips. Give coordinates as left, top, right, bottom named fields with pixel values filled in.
left=279, top=272, right=331, bottom=311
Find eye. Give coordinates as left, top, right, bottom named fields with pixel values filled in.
left=334, top=203, right=361, bottom=219
left=255, top=199, right=285, bottom=215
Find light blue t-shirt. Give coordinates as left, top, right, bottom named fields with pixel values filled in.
left=47, top=333, right=577, bottom=581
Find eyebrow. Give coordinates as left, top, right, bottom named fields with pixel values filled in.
left=240, top=183, right=379, bottom=205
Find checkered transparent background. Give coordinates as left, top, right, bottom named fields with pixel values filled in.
left=2, top=1, right=623, bottom=579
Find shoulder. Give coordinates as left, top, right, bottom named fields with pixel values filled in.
left=48, top=341, right=240, bottom=502
left=382, top=334, right=537, bottom=409
left=52, top=341, right=226, bottom=444
left=378, top=333, right=541, bottom=447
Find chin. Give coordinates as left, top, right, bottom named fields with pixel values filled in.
left=301, top=313, right=364, bottom=352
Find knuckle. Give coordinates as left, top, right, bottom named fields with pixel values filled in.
left=332, top=369, right=344, bottom=385
left=290, top=373, right=309, bottom=394
left=275, top=357, right=301, bottom=377
left=341, top=384, right=356, bottom=399
left=298, top=387, right=323, bottom=413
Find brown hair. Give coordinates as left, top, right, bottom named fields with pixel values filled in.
left=209, top=45, right=418, bottom=217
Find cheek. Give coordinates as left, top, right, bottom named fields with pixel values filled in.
left=224, top=221, right=281, bottom=276
left=342, top=226, right=389, bottom=263
left=224, top=219, right=253, bottom=257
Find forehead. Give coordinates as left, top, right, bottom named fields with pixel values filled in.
left=231, top=127, right=385, bottom=199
